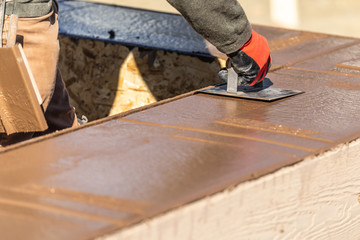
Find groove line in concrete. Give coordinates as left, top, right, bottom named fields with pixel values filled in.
left=289, top=67, right=360, bottom=78
left=215, top=121, right=333, bottom=143
left=172, top=135, right=300, bottom=158
left=0, top=197, right=125, bottom=226
left=119, top=118, right=316, bottom=152
left=336, top=63, right=360, bottom=71
left=0, top=207, right=91, bottom=231
left=269, top=32, right=327, bottom=53
left=272, top=41, right=360, bottom=72
left=0, top=185, right=150, bottom=215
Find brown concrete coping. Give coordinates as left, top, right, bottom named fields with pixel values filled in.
left=0, top=27, right=360, bottom=239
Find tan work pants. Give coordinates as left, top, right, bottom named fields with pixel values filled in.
left=0, top=3, right=77, bottom=146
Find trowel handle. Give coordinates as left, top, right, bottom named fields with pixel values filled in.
left=6, top=14, right=18, bottom=47
left=226, top=67, right=238, bottom=93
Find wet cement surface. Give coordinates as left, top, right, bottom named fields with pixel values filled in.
left=1, top=14, right=360, bottom=240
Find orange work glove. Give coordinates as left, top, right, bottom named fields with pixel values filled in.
left=219, top=30, right=272, bottom=87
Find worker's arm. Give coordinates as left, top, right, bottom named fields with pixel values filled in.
left=167, top=0, right=251, bottom=54
left=167, top=0, right=271, bottom=86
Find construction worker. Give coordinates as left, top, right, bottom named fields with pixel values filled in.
left=0, top=0, right=270, bottom=146
left=0, top=0, right=78, bottom=146
left=167, top=0, right=271, bottom=87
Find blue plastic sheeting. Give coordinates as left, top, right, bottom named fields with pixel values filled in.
left=58, top=0, right=211, bottom=57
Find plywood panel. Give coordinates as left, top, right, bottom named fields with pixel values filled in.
left=59, top=37, right=221, bottom=120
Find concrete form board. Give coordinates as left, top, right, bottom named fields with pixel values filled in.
left=1, top=10, right=360, bottom=240
left=58, top=0, right=209, bottom=57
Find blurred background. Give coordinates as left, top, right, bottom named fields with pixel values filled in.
left=87, top=0, right=360, bottom=38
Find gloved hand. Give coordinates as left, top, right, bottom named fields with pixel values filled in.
left=218, top=30, right=272, bottom=87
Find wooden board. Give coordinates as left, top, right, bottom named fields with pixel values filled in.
left=0, top=45, right=48, bottom=134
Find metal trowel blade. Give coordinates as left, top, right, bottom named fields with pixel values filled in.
left=198, top=80, right=304, bottom=102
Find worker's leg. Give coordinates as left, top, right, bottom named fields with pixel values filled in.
left=166, top=0, right=252, bottom=54
left=0, top=1, right=77, bottom=146
left=16, top=4, right=78, bottom=135
left=35, top=68, right=78, bottom=136
left=15, top=2, right=63, bottom=111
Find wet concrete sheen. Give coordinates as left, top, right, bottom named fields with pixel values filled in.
left=1, top=20, right=360, bottom=240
